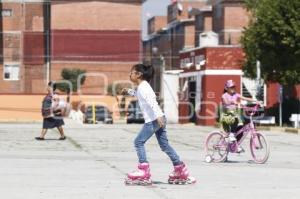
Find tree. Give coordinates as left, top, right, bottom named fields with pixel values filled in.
left=241, top=0, right=300, bottom=85
left=56, top=68, right=86, bottom=92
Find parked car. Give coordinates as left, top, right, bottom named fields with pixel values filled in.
left=126, top=100, right=144, bottom=124
left=85, top=105, right=113, bottom=124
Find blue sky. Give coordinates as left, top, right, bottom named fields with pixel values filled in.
left=142, top=0, right=171, bottom=40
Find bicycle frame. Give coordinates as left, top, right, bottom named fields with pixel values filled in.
left=205, top=103, right=269, bottom=163
left=226, top=104, right=260, bottom=153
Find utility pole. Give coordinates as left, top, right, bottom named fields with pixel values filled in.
left=45, top=0, right=51, bottom=83
left=279, top=85, right=283, bottom=127
left=160, top=55, right=165, bottom=102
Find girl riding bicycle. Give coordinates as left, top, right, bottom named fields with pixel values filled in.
left=220, top=80, right=258, bottom=142
left=205, top=82, right=269, bottom=163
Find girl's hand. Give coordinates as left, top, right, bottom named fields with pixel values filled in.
left=257, top=101, right=264, bottom=107
left=122, top=88, right=136, bottom=96
left=121, top=88, right=128, bottom=95
left=157, top=117, right=165, bottom=128
left=230, top=100, right=238, bottom=105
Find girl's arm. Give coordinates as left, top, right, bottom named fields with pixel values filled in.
left=240, top=95, right=257, bottom=103
left=127, top=89, right=136, bottom=97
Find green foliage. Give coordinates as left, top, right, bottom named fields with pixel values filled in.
left=56, top=68, right=86, bottom=92
left=241, top=0, right=300, bottom=85
left=265, top=97, right=300, bottom=125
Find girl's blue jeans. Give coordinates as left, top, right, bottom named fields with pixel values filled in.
left=134, top=117, right=182, bottom=166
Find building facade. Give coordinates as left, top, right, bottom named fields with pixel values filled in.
left=144, top=0, right=300, bottom=126
left=0, top=0, right=143, bottom=94
left=143, top=0, right=207, bottom=93
left=0, top=1, right=46, bottom=93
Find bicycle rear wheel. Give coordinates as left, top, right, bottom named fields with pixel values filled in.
left=205, top=131, right=229, bottom=163
left=250, top=132, right=270, bottom=164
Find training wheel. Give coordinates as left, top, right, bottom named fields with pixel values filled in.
left=205, top=155, right=212, bottom=163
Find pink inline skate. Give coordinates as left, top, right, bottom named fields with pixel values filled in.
left=125, top=162, right=152, bottom=186
left=168, top=163, right=196, bottom=185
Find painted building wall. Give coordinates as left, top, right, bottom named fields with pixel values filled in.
left=163, top=72, right=180, bottom=123
left=0, top=0, right=142, bottom=94
left=197, top=74, right=241, bottom=125
left=50, top=0, right=142, bottom=94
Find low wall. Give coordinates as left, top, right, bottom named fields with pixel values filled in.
left=0, top=94, right=134, bottom=121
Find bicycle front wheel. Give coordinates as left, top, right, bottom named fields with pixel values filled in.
left=204, top=131, right=229, bottom=163
left=250, top=132, right=270, bottom=164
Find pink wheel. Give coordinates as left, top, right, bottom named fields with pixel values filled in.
left=250, top=132, right=270, bottom=164
left=204, top=131, right=229, bottom=163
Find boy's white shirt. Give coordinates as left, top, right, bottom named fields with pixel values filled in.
left=128, top=81, right=164, bottom=123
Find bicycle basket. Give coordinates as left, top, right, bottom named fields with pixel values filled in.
left=220, top=112, right=236, bottom=125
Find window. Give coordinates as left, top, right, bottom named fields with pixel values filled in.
left=195, top=55, right=205, bottom=64
left=3, top=64, right=20, bottom=80
left=1, top=9, right=12, bottom=17
left=167, top=3, right=177, bottom=23
left=180, top=57, right=191, bottom=68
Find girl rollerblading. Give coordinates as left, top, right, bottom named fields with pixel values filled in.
left=123, top=64, right=196, bottom=185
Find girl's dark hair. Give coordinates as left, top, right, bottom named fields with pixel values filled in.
left=132, top=64, right=154, bottom=82
left=48, top=81, right=57, bottom=91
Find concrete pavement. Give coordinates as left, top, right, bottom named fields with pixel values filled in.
left=0, top=120, right=299, bottom=199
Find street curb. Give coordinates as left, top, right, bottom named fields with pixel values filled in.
left=0, top=120, right=299, bottom=134
left=0, top=120, right=42, bottom=124
left=255, top=126, right=299, bottom=134
left=214, top=123, right=299, bottom=135
left=284, top=128, right=299, bottom=134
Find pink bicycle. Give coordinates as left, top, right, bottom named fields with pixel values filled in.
left=204, top=104, right=270, bottom=164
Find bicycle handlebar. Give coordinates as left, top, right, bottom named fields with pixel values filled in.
left=240, top=103, right=261, bottom=116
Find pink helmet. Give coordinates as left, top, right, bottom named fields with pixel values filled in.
left=225, top=80, right=236, bottom=89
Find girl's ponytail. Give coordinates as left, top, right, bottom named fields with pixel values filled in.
left=132, top=63, right=155, bottom=82
left=143, top=64, right=154, bottom=82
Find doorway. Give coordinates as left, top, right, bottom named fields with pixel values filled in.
left=188, top=80, right=196, bottom=123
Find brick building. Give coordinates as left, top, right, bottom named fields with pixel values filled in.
left=0, top=0, right=143, bottom=94
left=143, top=0, right=265, bottom=125
left=211, top=0, right=250, bottom=45
left=144, top=0, right=299, bottom=126
left=143, top=0, right=249, bottom=69
left=143, top=0, right=207, bottom=93
left=178, top=46, right=244, bottom=125
left=0, top=1, right=46, bottom=94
